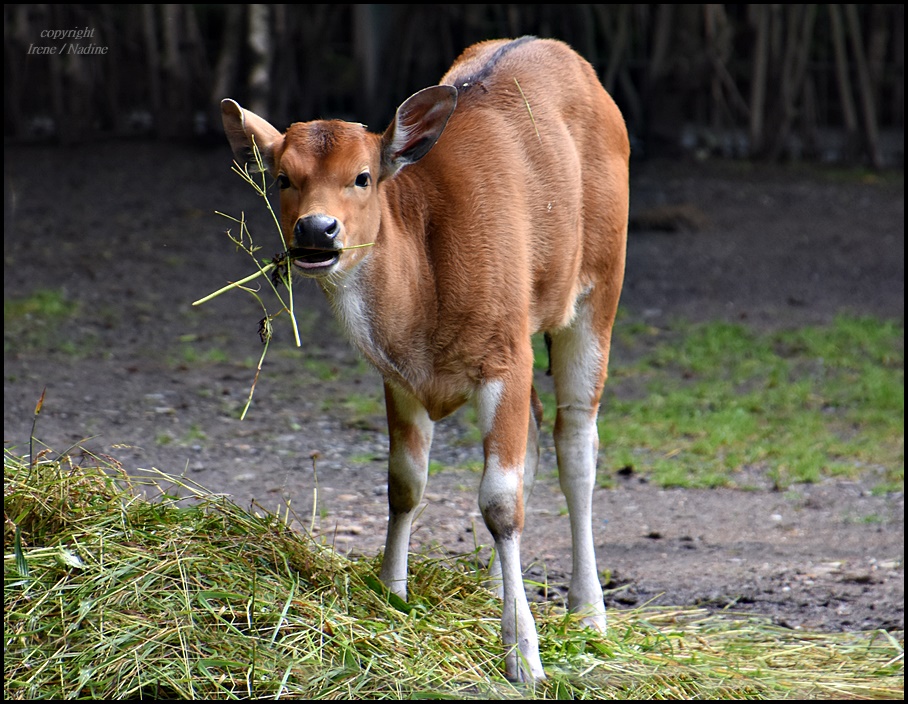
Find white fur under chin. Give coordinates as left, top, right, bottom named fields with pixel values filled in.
left=324, top=259, right=392, bottom=372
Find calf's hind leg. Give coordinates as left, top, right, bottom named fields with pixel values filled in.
left=548, top=297, right=614, bottom=629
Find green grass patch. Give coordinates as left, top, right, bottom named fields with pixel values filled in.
left=302, top=357, right=342, bottom=381
left=4, top=288, right=78, bottom=320
left=176, top=343, right=232, bottom=366
left=335, top=392, right=386, bottom=429
left=598, top=316, right=903, bottom=491
left=5, top=450, right=903, bottom=699
left=4, top=289, right=81, bottom=354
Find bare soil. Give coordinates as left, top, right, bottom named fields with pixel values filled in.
left=3, top=141, right=904, bottom=634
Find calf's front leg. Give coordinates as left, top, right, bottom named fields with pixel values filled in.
left=487, top=386, right=543, bottom=596
left=477, top=376, right=546, bottom=682
left=379, top=382, right=434, bottom=599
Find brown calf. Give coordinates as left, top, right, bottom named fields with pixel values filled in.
left=222, top=36, right=629, bottom=681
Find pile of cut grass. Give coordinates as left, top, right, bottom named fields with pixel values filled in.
left=4, top=450, right=903, bottom=699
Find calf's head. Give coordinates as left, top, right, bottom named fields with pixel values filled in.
left=221, top=86, right=457, bottom=278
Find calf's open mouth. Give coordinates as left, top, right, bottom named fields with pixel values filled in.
left=287, top=247, right=340, bottom=270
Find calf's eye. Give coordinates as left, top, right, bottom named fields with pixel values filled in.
left=354, top=171, right=371, bottom=188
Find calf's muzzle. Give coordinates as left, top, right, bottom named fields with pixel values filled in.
left=294, top=214, right=340, bottom=251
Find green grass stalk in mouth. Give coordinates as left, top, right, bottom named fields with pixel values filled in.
left=193, top=137, right=301, bottom=345
left=190, top=258, right=278, bottom=307
left=192, top=140, right=375, bottom=418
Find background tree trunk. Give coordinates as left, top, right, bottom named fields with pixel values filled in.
left=3, top=4, right=902, bottom=166
left=141, top=4, right=162, bottom=135
left=748, top=5, right=770, bottom=157
left=767, top=4, right=817, bottom=160
left=246, top=4, right=272, bottom=119
left=829, top=3, right=861, bottom=162
left=210, top=4, right=244, bottom=131
left=844, top=4, right=883, bottom=168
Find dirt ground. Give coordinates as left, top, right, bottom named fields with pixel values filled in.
left=3, top=140, right=904, bottom=634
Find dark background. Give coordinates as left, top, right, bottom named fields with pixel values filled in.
left=4, top=4, right=904, bottom=167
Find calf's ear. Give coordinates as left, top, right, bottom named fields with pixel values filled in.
left=380, top=85, right=457, bottom=181
left=221, top=99, right=283, bottom=175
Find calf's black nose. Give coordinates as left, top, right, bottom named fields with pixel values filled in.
left=294, top=214, right=340, bottom=249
